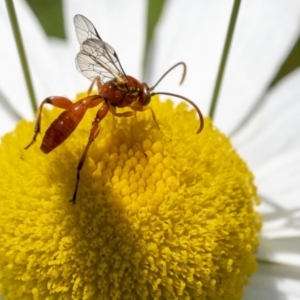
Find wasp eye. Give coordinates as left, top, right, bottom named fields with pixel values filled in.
left=143, top=94, right=151, bottom=106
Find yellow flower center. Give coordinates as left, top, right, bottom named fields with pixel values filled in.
left=0, top=97, right=261, bottom=300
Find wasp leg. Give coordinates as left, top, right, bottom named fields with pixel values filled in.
left=129, top=106, right=160, bottom=130
left=109, top=106, right=135, bottom=118
left=87, top=76, right=103, bottom=95
left=109, top=106, right=148, bottom=155
left=129, top=105, right=171, bottom=141
left=70, top=102, right=109, bottom=204
left=130, top=105, right=165, bottom=132
left=25, top=97, right=73, bottom=150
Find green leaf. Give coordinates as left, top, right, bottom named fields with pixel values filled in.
left=25, top=0, right=65, bottom=39
left=143, top=0, right=166, bottom=76
left=268, top=34, right=300, bottom=90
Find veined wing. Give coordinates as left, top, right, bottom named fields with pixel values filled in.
left=74, top=14, right=127, bottom=83
left=76, top=38, right=126, bottom=82
left=74, top=14, right=102, bottom=45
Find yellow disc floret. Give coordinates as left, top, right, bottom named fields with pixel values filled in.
left=0, top=97, right=261, bottom=300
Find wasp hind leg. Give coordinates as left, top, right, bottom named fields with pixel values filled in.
left=70, top=102, right=109, bottom=204
left=25, top=97, right=73, bottom=150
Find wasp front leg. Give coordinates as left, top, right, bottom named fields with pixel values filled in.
left=109, top=106, right=135, bottom=118
left=70, top=102, right=109, bottom=204
left=130, top=105, right=172, bottom=142
left=110, top=106, right=149, bottom=156
left=25, top=97, right=74, bottom=150
left=129, top=105, right=161, bottom=131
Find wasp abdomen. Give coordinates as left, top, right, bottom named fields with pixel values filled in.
left=41, top=105, right=87, bottom=154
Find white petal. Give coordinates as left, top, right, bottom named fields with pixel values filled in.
left=243, top=262, right=300, bottom=300
left=257, top=236, right=300, bottom=267
left=232, top=70, right=300, bottom=206
left=0, top=108, right=17, bottom=138
left=149, top=0, right=300, bottom=133
left=232, top=69, right=300, bottom=167
left=146, top=0, right=231, bottom=110
left=232, top=70, right=300, bottom=264
left=0, top=0, right=73, bottom=130
left=0, top=1, right=38, bottom=135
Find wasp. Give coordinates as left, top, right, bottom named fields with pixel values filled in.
left=25, top=15, right=204, bottom=204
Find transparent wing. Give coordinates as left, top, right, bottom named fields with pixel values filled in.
left=74, top=14, right=127, bottom=83
left=74, top=14, right=102, bottom=45
left=76, top=39, right=126, bottom=82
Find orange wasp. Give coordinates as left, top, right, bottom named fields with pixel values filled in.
left=25, top=14, right=204, bottom=204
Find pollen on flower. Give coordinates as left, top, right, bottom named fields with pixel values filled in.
left=0, top=97, right=261, bottom=300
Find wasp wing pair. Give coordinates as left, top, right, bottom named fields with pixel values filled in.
left=74, top=14, right=128, bottom=85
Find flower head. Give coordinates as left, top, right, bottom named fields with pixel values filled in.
left=0, top=97, right=260, bottom=299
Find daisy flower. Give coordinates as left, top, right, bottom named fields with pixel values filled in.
left=0, top=0, right=299, bottom=299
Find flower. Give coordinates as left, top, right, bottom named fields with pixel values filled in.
left=0, top=0, right=299, bottom=299
left=0, top=97, right=260, bottom=299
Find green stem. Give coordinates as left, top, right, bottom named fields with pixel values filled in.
left=143, top=0, right=165, bottom=80
left=5, top=0, right=37, bottom=113
left=209, top=0, right=241, bottom=119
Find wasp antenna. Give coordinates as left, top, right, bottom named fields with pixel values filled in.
left=151, top=92, right=204, bottom=134
left=150, top=62, right=187, bottom=91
